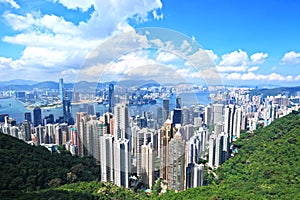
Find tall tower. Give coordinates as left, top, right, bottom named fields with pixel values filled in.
left=163, top=99, right=169, bottom=121
left=108, top=83, right=114, bottom=112
left=33, top=107, right=42, bottom=127
left=114, top=103, right=130, bottom=140
left=113, top=138, right=131, bottom=188
left=59, top=78, right=64, bottom=101
left=167, top=131, right=186, bottom=191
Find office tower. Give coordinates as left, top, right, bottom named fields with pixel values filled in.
left=87, top=104, right=95, bottom=116
left=204, top=105, right=212, bottom=127
left=59, top=78, right=64, bottom=101
left=141, top=142, right=154, bottom=188
left=22, top=120, right=31, bottom=141
left=182, top=106, right=190, bottom=125
left=176, top=96, right=182, bottom=109
left=113, top=138, right=131, bottom=188
left=172, top=108, right=182, bottom=125
left=163, top=99, right=169, bottom=121
left=104, top=112, right=113, bottom=135
left=108, top=83, right=114, bottom=112
left=159, top=119, right=172, bottom=180
left=76, top=112, right=88, bottom=156
left=100, top=134, right=114, bottom=183
left=167, top=131, right=186, bottom=191
left=157, top=107, right=163, bottom=125
left=114, top=103, right=130, bottom=140
left=63, top=97, right=74, bottom=125
left=186, top=163, right=204, bottom=189
left=24, top=112, right=32, bottom=123
left=213, top=104, right=224, bottom=125
left=33, top=106, right=42, bottom=127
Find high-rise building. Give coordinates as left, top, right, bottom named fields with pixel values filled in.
left=172, top=108, right=182, bottom=125
left=167, top=131, right=186, bottom=191
left=22, top=120, right=31, bottom=141
left=113, top=138, right=131, bottom=188
left=204, top=105, right=212, bottom=127
left=76, top=112, right=88, bottom=156
left=33, top=107, right=42, bottom=127
left=24, top=112, right=32, bottom=123
left=100, top=134, right=114, bottom=183
left=176, top=96, right=182, bottom=109
left=141, top=142, right=154, bottom=188
left=114, top=103, right=130, bottom=140
left=163, top=99, right=169, bottom=121
left=159, top=119, right=172, bottom=180
left=186, top=163, right=204, bottom=189
left=108, top=83, right=114, bottom=112
left=59, top=78, right=64, bottom=101
left=213, top=104, right=224, bottom=125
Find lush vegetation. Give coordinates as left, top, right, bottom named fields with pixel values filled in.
left=1, top=110, right=300, bottom=199
left=0, top=133, right=99, bottom=192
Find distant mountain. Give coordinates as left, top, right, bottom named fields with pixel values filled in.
left=249, top=86, right=300, bottom=97
left=0, top=79, right=38, bottom=87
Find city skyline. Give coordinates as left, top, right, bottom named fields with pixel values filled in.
left=0, top=0, right=299, bottom=86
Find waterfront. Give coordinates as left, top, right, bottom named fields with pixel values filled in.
left=0, top=91, right=210, bottom=124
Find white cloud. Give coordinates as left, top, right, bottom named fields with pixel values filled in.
left=0, top=0, right=20, bottom=9
left=53, top=0, right=94, bottom=12
left=226, top=72, right=293, bottom=82
left=156, top=51, right=179, bottom=62
left=216, top=65, right=247, bottom=73
left=250, top=52, right=268, bottom=64
left=204, top=50, right=219, bottom=63
left=248, top=66, right=259, bottom=72
left=3, top=13, right=35, bottom=30
left=153, top=10, right=163, bottom=20
left=219, top=49, right=248, bottom=66
left=281, top=51, right=300, bottom=65
left=295, top=75, right=300, bottom=81
left=2, top=0, right=164, bottom=81
left=0, top=57, right=12, bottom=69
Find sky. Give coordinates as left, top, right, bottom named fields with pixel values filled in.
left=0, top=0, right=300, bottom=86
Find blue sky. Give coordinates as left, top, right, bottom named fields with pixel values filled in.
left=0, top=0, right=300, bottom=86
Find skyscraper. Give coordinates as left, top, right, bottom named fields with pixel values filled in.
left=24, top=112, right=32, bottom=123
left=33, top=107, right=42, bottom=127
left=108, top=83, right=114, bottom=112
left=141, top=142, right=154, bottom=188
left=113, top=138, right=131, bottom=188
left=114, top=103, right=130, bottom=140
left=167, top=131, right=186, bottom=191
left=163, top=99, right=169, bottom=121
left=59, top=78, right=64, bottom=101
left=186, top=163, right=204, bottom=189
left=100, top=134, right=114, bottom=183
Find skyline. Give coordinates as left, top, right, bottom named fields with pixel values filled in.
left=0, top=0, right=300, bottom=86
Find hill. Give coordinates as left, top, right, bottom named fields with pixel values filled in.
left=0, top=134, right=99, bottom=197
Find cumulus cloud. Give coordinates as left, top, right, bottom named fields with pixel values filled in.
left=0, top=0, right=20, bottom=9
left=226, top=72, right=294, bottom=82
left=1, top=0, right=164, bottom=81
left=247, top=66, right=259, bottom=72
left=281, top=51, right=300, bottom=65
left=250, top=52, right=268, bottom=64
left=204, top=50, right=218, bottom=63
left=156, top=51, right=179, bottom=62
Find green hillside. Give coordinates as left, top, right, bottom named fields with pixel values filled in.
left=158, top=110, right=300, bottom=199
left=1, top=110, right=300, bottom=199
left=0, top=133, right=99, bottom=196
